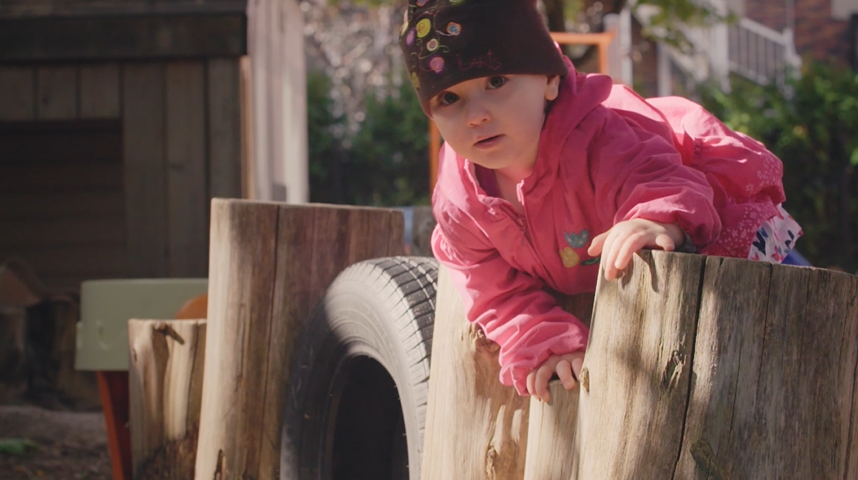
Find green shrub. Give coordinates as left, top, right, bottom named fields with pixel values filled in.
left=307, top=71, right=430, bottom=207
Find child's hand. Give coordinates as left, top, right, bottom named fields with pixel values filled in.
left=526, top=351, right=585, bottom=403
left=587, top=219, right=684, bottom=281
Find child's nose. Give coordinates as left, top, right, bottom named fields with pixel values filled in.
left=465, top=102, right=491, bottom=127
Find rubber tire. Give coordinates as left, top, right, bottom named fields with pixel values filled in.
left=281, top=256, right=438, bottom=480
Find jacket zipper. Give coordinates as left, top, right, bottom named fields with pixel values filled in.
left=516, top=185, right=540, bottom=261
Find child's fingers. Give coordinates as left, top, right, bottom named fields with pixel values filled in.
left=600, top=232, right=618, bottom=280
left=588, top=231, right=608, bottom=256
left=535, top=365, right=555, bottom=403
left=614, top=232, right=647, bottom=272
left=654, top=233, right=676, bottom=251
left=570, top=355, right=584, bottom=378
left=526, top=370, right=537, bottom=398
left=556, top=360, right=577, bottom=390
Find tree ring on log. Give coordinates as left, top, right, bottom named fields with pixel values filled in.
left=280, top=256, right=438, bottom=480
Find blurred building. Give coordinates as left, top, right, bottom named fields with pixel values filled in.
left=616, top=0, right=858, bottom=96
left=0, top=0, right=307, bottom=289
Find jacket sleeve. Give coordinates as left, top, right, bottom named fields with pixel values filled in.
left=588, top=107, right=722, bottom=250
left=431, top=205, right=589, bottom=395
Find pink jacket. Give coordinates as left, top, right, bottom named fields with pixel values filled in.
left=430, top=59, right=786, bottom=395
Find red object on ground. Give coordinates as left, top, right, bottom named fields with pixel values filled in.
left=97, top=371, right=132, bottom=480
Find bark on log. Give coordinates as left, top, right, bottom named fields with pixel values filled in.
left=128, top=319, right=207, bottom=480
left=194, top=200, right=404, bottom=480
left=421, top=266, right=593, bottom=480
left=523, top=250, right=858, bottom=479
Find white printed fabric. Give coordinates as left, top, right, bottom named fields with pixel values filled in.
left=747, top=204, right=803, bottom=263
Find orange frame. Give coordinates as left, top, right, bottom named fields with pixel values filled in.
left=428, top=31, right=616, bottom=191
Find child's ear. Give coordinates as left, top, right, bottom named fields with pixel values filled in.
left=544, top=75, right=561, bottom=101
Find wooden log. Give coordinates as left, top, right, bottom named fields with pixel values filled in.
left=523, top=381, right=579, bottom=480
left=128, top=319, right=207, bottom=480
left=421, top=265, right=593, bottom=480
left=522, top=250, right=858, bottom=480
left=194, top=200, right=404, bottom=480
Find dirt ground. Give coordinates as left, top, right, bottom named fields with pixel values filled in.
left=0, top=404, right=112, bottom=480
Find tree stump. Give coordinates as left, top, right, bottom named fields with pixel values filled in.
left=128, top=319, right=206, bottom=479
left=421, top=266, right=593, bottom=480
left=524, top=250, right=858, bottom=479
left=194, top=200, right=404, bottom=480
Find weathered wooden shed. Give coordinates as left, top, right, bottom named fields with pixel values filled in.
left=0, top=0, right=308, bottom=290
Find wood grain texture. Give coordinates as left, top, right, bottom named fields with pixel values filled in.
left=0, top=191, right=124, bottom=219
left=1, top=120, right=122, bottom=163
left=673, top=255, right=776, bottom=480
left=194, top=200, right=279, bottom=480
left=262, top=205, right=406, bottom=478
left=518, top=252, right=858, bottom=480
left=0, top=15, right=246, bottom=61
left=128, top=319, right=206, bottom=480
left=522, top=293, right=593, bottom=480
left=122, top=63, right=168, bottom=277
left=79, top=63, right=120, bottom=119
left=0, top=120, right=125, bottom=290
left=0, top=244, right=126, bottom=275
left=195, top=201, right=404, bottom=480
left=524, top=380, right=579, bottom=480
left=0, top=66, right=35, bottom=121
left=206, top=58, right=242, bottom=200
left=36, top=66, right=77, bottom=120
left=574, top=250, right=704, bottom=479
left=420, top=265, right=530, bottom=480
left=0, top=0, right=248, bottom=18
left=675, top=258, right=858, bottom=480
left=0, top=162, right=122, bottom=192
left=165, top=61, right=208, bottom=277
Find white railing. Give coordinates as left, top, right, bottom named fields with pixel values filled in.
left=629, top=3, right=801, bottom=92
left=728, top=17, right=801, bottom=86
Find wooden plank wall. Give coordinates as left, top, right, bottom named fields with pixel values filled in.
left=0, top=59, right=244, bottom=287
left=0, top=120, right=126, bottom=290
left=0, top=0, right=248, bottom=18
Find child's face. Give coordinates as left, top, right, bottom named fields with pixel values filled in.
left=429, top=74, right=560, bottom=177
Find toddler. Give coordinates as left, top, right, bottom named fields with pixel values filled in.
left=399, top=0, right=801, bottom=402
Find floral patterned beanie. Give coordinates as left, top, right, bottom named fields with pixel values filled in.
left=399, top=0, right=568, bottom=114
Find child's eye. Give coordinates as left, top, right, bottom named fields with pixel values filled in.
left=487, top=76, right=507, bottom=89
left=438, top=92, right=460, bottom=106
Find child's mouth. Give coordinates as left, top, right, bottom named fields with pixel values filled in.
left=475, top=135, right=502, bottom=148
